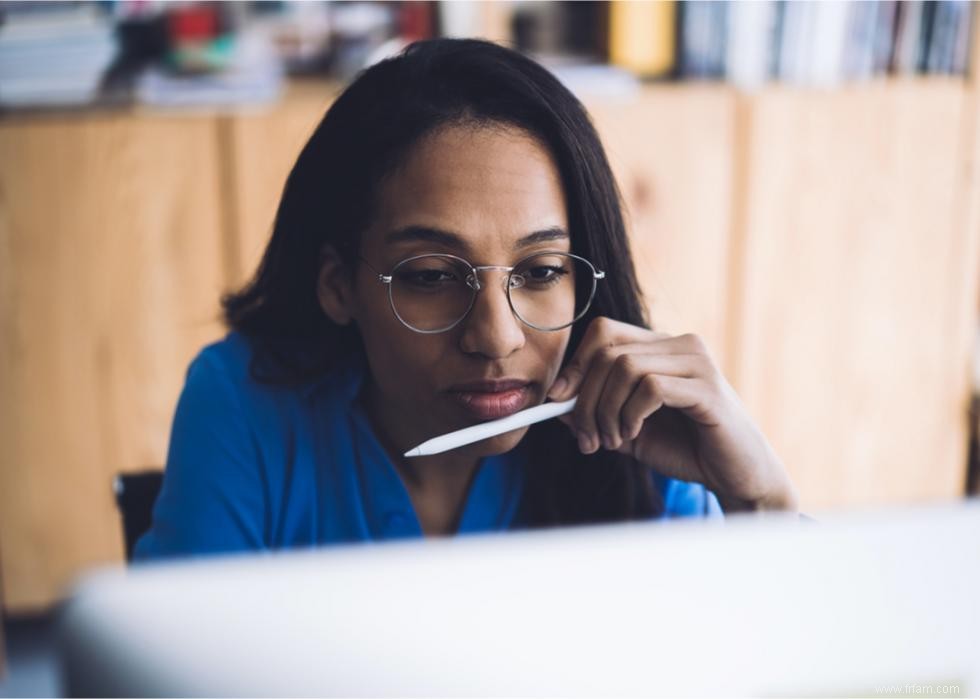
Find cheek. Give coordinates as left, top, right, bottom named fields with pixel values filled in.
left=352, top=280, right=414, bottom=357
left=354, top=297, right=449, bottom=394
left=535, top=330, right=572, bottom=383
left=359, top=315, right=431, bottom=374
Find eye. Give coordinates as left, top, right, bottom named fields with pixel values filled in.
left=520, top=264, right=569, bottom=287
left=416, top=269, right=455, bottom=283
left=395, top=265, right=463, bottom=291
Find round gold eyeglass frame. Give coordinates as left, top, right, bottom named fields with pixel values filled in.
left=359, top=251, right=606, bottom=334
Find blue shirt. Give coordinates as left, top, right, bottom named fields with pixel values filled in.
left=134, top=333, right=722, bottom=560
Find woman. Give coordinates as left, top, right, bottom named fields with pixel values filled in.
left=135, top=38, right=798, bottom=559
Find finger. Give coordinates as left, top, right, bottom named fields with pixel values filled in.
left=620, top=374, right=717, bottom=442
left=571, top=348, right=702, bottom=453
left=548, top=320, right=707, bottom=401
left=594, top=353, right=708, bottom=450
left=547, top=317, right=660, bottom=401
left=569, top=343, right=619, bottom=453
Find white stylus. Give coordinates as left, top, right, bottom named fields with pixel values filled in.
left=403, top=397, right=578, bottom=457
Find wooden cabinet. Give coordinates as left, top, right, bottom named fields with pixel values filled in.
left=0, top=114, right=227, bottom=610
left=595, top=80, right=979, bottom=510
left=1, top=79, right=977, bottom=611
left=586, top=86, right=737, bottom=370
left=729, top=80, right=980, bottom=509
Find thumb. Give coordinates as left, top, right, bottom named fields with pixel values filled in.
left=547, top=363, right=584, bottom=400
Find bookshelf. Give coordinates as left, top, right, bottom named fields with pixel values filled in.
left=1, top=73, right=979, bottom=610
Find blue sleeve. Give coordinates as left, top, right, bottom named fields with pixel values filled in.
left=704, top=488, right=723, bottom=517
left=657, top=474, right=724, bottom=519
left=133, top=346, right=268, bottom=561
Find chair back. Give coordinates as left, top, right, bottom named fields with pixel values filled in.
left=113, top=470, right=163, bottom=561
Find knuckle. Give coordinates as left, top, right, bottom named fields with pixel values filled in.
left=703, top=362, right=725, bottom=390
left=598, top=413, right=619, bottom=440
left=682, top=333, right=709, bottom=356
left=694, top=351, right=717, bottom=377
left=620, top=408, right=640, bottom=432
left=596, top=344, right=620, bottom=367
left=593, top=315, right=614, bottom=333
left=572, top=405, right=594, bottom=431
left=641, top=373, right=661, bottom=397
left=614, top=352, right=639, bottom=375
left=583, top=316, right=607, bottom=343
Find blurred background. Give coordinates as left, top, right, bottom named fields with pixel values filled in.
left=1, top=0, right=980, bottom=693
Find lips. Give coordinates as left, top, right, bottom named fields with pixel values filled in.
left=448, top=379, right=533, bottom=421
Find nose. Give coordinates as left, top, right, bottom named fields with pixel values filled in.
left=458, top=269, right=526, bottom=358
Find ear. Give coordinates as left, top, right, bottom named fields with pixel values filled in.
left=316, top=245, right=356, bottom=326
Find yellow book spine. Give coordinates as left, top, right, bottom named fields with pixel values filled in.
left=609, top=0, right=676, bottom=77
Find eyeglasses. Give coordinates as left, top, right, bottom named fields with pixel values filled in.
left=360, top=251, right=605, bottom=334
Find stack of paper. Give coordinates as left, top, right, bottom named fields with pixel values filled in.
left=135, top=29, right=283, bottom=108
left=0, top=6, right=117, bottom=107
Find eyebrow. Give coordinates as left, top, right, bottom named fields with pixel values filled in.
left=383, top=225, right=569, bottom=251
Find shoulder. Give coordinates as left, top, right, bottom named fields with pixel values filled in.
left=175, top=332, right=267, bottom=425
left=180, top=331, right=362, bottom=424
left=186, top=331, right=255, bottom=390
left=172, top=333, right=312, bottom=450
left=183, top=332, right=309, bottom=407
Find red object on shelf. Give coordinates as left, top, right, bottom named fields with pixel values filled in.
left=399, top=2, right=434, bottom=43
left=169, top=5, right=218, bottom=42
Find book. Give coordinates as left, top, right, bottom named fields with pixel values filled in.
left=950, top=1, right=973, bottom=75
left=805, top=0, right=849, bottom=87
left=0, top=4, right=117, bottom=106
left=680, top=0, right=727, bottom=79
left=892, top=1, right=924, bottom=74
left=871, top=1, right=899, bottom=75
left=609, top=0, right=677, bottom=78
left=843, top=0, right=877, bottom=81
left=726, top=0, right=778, bottom=89
left=777, top=0, right=813, bottom=83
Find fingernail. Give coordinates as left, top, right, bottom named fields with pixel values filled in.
left=577, top=431, right=590, bottom=453
left=548, top=377, right=568, bottom=399
left=588, top=435, right=600, bottom=453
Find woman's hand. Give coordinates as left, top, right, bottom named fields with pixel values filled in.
left=547, top=317, right=799, bottom=513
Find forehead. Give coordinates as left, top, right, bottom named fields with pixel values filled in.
left=364, top=124, right=569, bottom=259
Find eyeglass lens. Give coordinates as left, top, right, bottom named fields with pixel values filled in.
left=388, top=253, right=595, bottom=332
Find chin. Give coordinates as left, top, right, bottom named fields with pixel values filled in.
left=465, top=426, right=531, bottom=458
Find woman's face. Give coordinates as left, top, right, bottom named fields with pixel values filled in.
left=345, top=124, right=573, bottom=457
